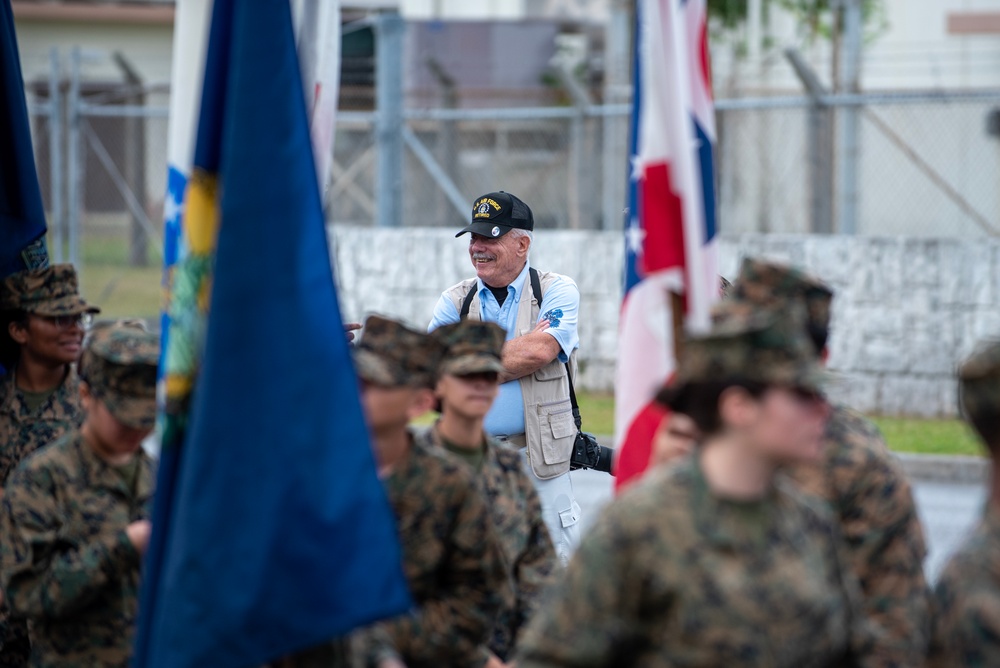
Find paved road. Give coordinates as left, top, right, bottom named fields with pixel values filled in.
left=571, top=469, right=986, bottom=584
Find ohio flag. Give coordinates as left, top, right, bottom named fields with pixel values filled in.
left=613, top=0, right=719, bottom=491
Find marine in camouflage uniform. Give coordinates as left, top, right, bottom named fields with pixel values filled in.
left=0, top=322, right=157, bottom=668
left=733, top=258, right=930, bottom=666
left=352, top=315, right=511, bottom=668
left=0, top=265, right=100, bottom=484
left=0, top=265, right=99, bottom=666
left=418, top=320, right=557, bottom=661
left=927, top=340, right=1000, bottom=667
left=515, top=304, right=877, bottom=668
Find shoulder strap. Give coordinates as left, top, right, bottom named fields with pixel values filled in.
left=528, top=267, right=543, bottom=306
left=459, top=285, right=476, bottom=320
left=531, top=267, right=582, bottom=429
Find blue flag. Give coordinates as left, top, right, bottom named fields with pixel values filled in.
left=0, top=0, right=49, bottom=276
left=133, top=1, right=411, bottom=665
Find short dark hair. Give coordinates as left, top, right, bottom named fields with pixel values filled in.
left=0, top=309, right=29, bottom=372
left=661, top=379, right=768, bottom=436
left=807, top=321, right=830, bottom=355
left=960, top=386, right=1000, bottom=453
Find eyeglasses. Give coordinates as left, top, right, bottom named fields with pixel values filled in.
left=35, top=313, right=93, bottom=330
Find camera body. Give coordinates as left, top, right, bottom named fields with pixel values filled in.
left=569, top=431, right=614, bottom=475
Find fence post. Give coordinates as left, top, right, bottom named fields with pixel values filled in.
left=66, top=47, right=82, bottom=273
left=112, top=53, right=149, bottom=266
left=375, top=11, right=404, bottom=228
left=603, top=0, right=631, bottom=230
left=837, top=0, right=862, bottom=235
left=785, top=48, right=834, bottom=234
left=48, top=48, right=63, bottom=263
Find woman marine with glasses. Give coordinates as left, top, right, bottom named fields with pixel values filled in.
left=0, top=264, right=99, bottom=664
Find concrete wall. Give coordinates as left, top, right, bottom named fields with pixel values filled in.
left=331, top=227, right=1000, bottom=417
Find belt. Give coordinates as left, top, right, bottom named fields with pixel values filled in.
left=494, top=433, right=527, bottom=449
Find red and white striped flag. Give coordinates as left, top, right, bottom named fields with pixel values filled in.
left=613, top=0, right=719, bottom=492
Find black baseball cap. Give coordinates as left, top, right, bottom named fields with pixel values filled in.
left=456, top=191, right=534, bottom=239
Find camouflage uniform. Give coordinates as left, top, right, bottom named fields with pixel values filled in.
left=422, top=317, right=558, bottom=660
left=0, top=263, right=100, bottom=484
left=0, top=265, right=99, bottom=667
left=517, top=306, right=877, bottom=667
left=734, top=258, right=931, bottom=666
left=928, top=340, right=1000, bottom=667
left=0, top=322, right=157, bottom=668
left=352, top=316, right=512, bottom=668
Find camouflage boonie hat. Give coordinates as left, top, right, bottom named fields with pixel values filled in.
left=1, top=264, right=100, bottom=316
left=432, top=321, right=506, bottom=376
left=733, top=257, right=833, bottom=340
left=354, top=315, right=444, bottom=389
left=958, top=340, right=1000, bottom=427
left=657, top=302, right=827, bottom=410
left=79, top=321, right=159, bottom=429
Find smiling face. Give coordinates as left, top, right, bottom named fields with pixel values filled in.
left=468, top=231, right=531, bottom=288
left=10, top=314, right=87, bottom=367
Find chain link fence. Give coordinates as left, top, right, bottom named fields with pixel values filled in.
left=23, top=50, right=1000, bottom=320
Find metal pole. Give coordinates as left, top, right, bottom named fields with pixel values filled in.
left=49, top=48, right=63, bottom=263
left=785, top=48, right=834, bottom=234
left=112, top=53, right=148, bottom=266
left=67, top=47, right=82, bottom=272
left=375, top=12, right=404, bottom=228
left=747, top=0, right=762, bottom=64
left=602, top=0, right=631, bottom=230
left=838, top=0, right=862, bottom=234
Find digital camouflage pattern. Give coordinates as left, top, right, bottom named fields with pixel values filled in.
left=658, top=303, right=825, bottom=410
left=78, top=322, right=159, bottom=430
left=0, top=430, right=153, bottom=667
left=785, top=406, right=930, bottom=666
left=353, top=432, right=512, bottom=667
left=0, top=369, right=85, bottom=666
left=926, top=341, right=1000, bottom=667
left=354, top=315, right=444, bottom=388
left=958, top=339, right=1000, bottom=431
left=431, top=320, right=506, bottom=376
left=0, top=370, right=83, bottom=486
left=928, top=507, right=1000, bottom=667
left=417, top=426, right=557, bottom=660
left=733, top=257, right=832, bottom=337
left=732, top=257, right=931, bottom=665
left=0, top=265, right=99, bottom=316
left=515, top=456, right=877, bottom=667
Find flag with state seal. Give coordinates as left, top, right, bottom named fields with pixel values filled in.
left=613, top=0, right=720, bottom=492
left=133, top=0, right=411, bottom=665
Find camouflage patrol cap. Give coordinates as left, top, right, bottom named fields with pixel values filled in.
left=79, top=321, right=159, bottom=429
left=733, top=257, right=833, bottom=343
left=0, top=264, right=101, bottom=316
left=1, top=264, right=100, bottom=316
left=432, top=321, right=506, bottom=376
left=657, top=301, right=827, bottom=410
left=958, top=340, right=1000, bottom=429
left=354, top=315, right=444, bottom=389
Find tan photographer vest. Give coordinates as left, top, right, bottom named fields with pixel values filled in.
left=445, top=268, right=578, bottom=479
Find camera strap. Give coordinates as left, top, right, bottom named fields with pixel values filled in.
left=460, top=267, right=583, bottom=431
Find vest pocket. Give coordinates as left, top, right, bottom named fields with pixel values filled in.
left=537, top=400, right=574, bottom=465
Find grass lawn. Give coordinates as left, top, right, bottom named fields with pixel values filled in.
left=53, top=234, right=163, bottom=320
left=870, top=417, right=983, bottom=457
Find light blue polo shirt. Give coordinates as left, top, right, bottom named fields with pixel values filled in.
left=429, top=262, right=580, bottom=437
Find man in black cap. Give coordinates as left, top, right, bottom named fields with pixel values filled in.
left=429, top=191, right=584, bottom=564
